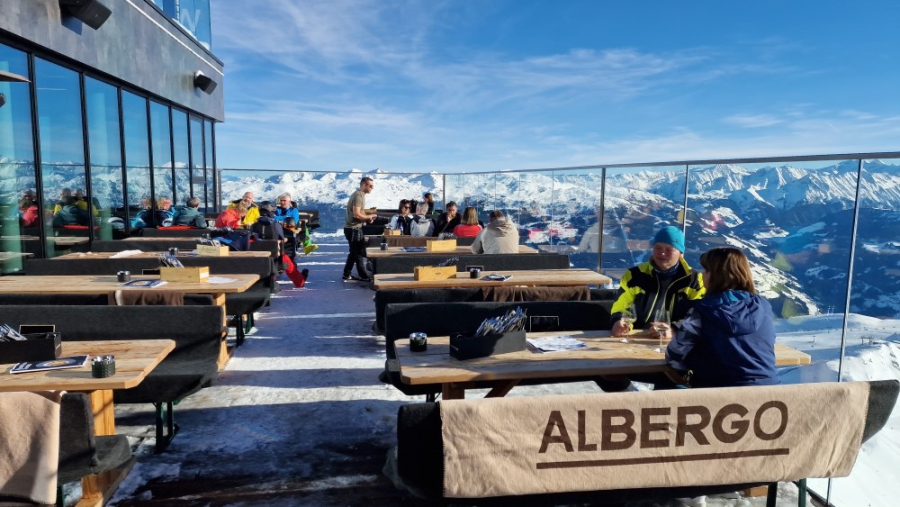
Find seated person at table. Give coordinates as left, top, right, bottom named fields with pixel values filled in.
left=453, top=207, right=483, bottom=238
left=431, top=201, right=460, bottom=237
left=610, top=226, right=705, bottom=337
left=215, top=201, right=247, bottom=228
left=666, top=247, right=778, bottom=388
left=51, top=196, right=90, bottom=227
left=19, top=193, right=39, bottom=227
left=274, top=193, right=300, bottom=225
left=228, top=191, right=259, bottom=227
left=251, top=202, right=285, bottom=242
left=171, top=197, right=208, bottom=228
left=470, top=210, right=517, bottom=254
left=409, top=202, right=434, bottom=237
left=388, top=199, right=413, bottom=235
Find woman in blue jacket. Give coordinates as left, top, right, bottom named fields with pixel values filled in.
left=666, top=247, right=778, bottom=388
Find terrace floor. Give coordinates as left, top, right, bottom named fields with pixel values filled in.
left=80, top=238, right=806, bottom=507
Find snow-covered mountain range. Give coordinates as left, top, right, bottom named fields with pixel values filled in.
left=220, top=160, right=900, bottom=318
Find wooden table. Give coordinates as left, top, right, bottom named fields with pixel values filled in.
left=366, top=244, right=537, bottom=257
left=0, top=251, right=34, bottom=262
left=394, top=330, right=812, bottom=400
left=0, top=273, right=259, bottom=307
left=1, top=235, right=89, bottom=246
left=373, top=268, right=611, bottom=290
left=54, top=250, right=271, bottom=260
left=0, top=339, right=174, bottom=507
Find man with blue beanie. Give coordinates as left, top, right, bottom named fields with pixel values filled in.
left=610, top=225, right=704, bottom=337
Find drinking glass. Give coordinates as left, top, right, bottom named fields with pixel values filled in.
left=653, top=309, right=670, bottom=349
left=621, top=304, right=637, bottom=331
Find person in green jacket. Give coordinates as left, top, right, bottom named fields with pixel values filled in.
left=171, top=197, right=208, bottom=228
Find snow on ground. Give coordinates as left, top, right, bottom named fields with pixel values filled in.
left=59, top=243, right=897, bottom=506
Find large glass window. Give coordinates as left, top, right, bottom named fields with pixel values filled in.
left=84, top=77, right=121, bottom=240
left=122, top=91, right=150, bottom=234
left=204, top=120, right=214, bottom=212
left=0, top=43, right=37, bottom=269
left=161, top=0, right=212, bottom=50
left=601, top=165, right=687, bottom=283
left=189, top=116, right=205, bottom=209
left=148, top=101, right=172, bottom=228
left=171, top=109, right=189, bottom=222
left=35, top=58, right=88, bottom=257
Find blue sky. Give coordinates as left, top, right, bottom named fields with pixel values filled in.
left=211, top=0, right=900, bottom=173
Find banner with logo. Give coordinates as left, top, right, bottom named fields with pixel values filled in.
left=440, top=382, right=869, bottom=498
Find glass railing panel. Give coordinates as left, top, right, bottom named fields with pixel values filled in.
left=685, top=159, right=859, bottom=503
left=550, top=168, right=605, bottom=268
left=218, top=169, right=443, bottom=236
left=823, top=158, right=900, bottom=507
left=601, top=165, right=687, bottom=284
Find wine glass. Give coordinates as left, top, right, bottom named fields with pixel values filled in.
left=653, top=309, right=670, bottom=350
left=620, top=304, right=637, bottom=340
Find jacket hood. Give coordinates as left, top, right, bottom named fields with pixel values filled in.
left=486, top=219, right=516, bottom=234
left=694, top=291, right=768, bottom=336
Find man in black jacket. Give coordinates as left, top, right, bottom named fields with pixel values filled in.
left=431, top=201, right=460, bottom=237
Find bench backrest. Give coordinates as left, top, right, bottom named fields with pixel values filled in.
left=396, top=380, right=899, bottom=501
left=371, top=253, right=570, bottom=275
left=382, top=300, right=612, bottom=358
left=0, top=305, right=225, bottom=359
left=89, top=239, right=280, bottom=257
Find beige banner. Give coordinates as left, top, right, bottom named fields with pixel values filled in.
left=440, top=382, right=870, bottom=498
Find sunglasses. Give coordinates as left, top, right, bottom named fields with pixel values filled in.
left=402, top=206, right=410, bottom=209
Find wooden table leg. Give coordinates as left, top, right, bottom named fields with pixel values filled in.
left=79, top=389, right=122, bottom=506
left=485, top=380, right=519, bottom=398
left=442, top=383, right=465, bottom=400
left=211, top=293, right=226, bottom=307
left=88, top=389, right=115, bottom=436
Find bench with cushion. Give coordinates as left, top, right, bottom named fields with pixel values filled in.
left=139, top=227, right=209, bottom=237
left=370, top=252, right=570, bottom=275
left=26, top=256, right=276, bottom=345
left=393, top=380, right=899, bottom=505
left=0, top=305, right=225, bottom=453
left=365, top=235, right=476, bottom=248
left=380, top=300, right=614, bottom=399
left=58, top=393, right=134, bottom=506
left=89, top=238, right=281, bottom=258
left=374, top=287, right=618, bottom=332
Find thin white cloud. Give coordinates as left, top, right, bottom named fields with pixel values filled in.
left=722, top=114, right=784, bottom=128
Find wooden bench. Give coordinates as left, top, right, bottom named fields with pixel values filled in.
left=370, top=252, right=570, bottom=275
left=392, top=380, right=899, bottom=505
left=25, top=256, right=276, bottom=346
left=0, top=305, right=225, bottom=453
left=379, top=300, right=614, bottom=400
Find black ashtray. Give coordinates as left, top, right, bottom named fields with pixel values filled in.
left=409, top=332, right=428, bottom=352
left=92, top=356, right=116, bottom=378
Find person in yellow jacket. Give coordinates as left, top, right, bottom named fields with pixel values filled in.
left=227, top=192, right=259, bottom=227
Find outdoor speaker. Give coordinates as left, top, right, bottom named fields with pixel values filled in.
left=59, top=0, right=112, bottom=30
left=193, top=71, right=218, bottom=95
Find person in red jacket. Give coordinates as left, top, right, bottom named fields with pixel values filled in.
left=215, top=201, right=247, bottom=228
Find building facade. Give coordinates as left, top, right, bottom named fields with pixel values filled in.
left=0, top=0, right=223, bottom=269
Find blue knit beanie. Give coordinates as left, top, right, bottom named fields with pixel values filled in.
left=653, top=226, right=685, bottom=252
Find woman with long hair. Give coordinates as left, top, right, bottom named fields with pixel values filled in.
left=453, top=207, right=482, bottom=238
left=666, top=247, right=778, bottom=388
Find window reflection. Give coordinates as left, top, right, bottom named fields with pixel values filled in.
left=189, top=116, right=205, bottom=209
left=85, top=77, right=122, bottom=240
left=147, top=101, right=172, bottom=229
left=122, top=91, right=150, bottom=234
left=35, top=58, right=88, bottom=257
left=0, top=43, right=37, bottom=269
left=172, top=109, right=189, bottom=219
left=204, top=121, right=215, bottom=212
